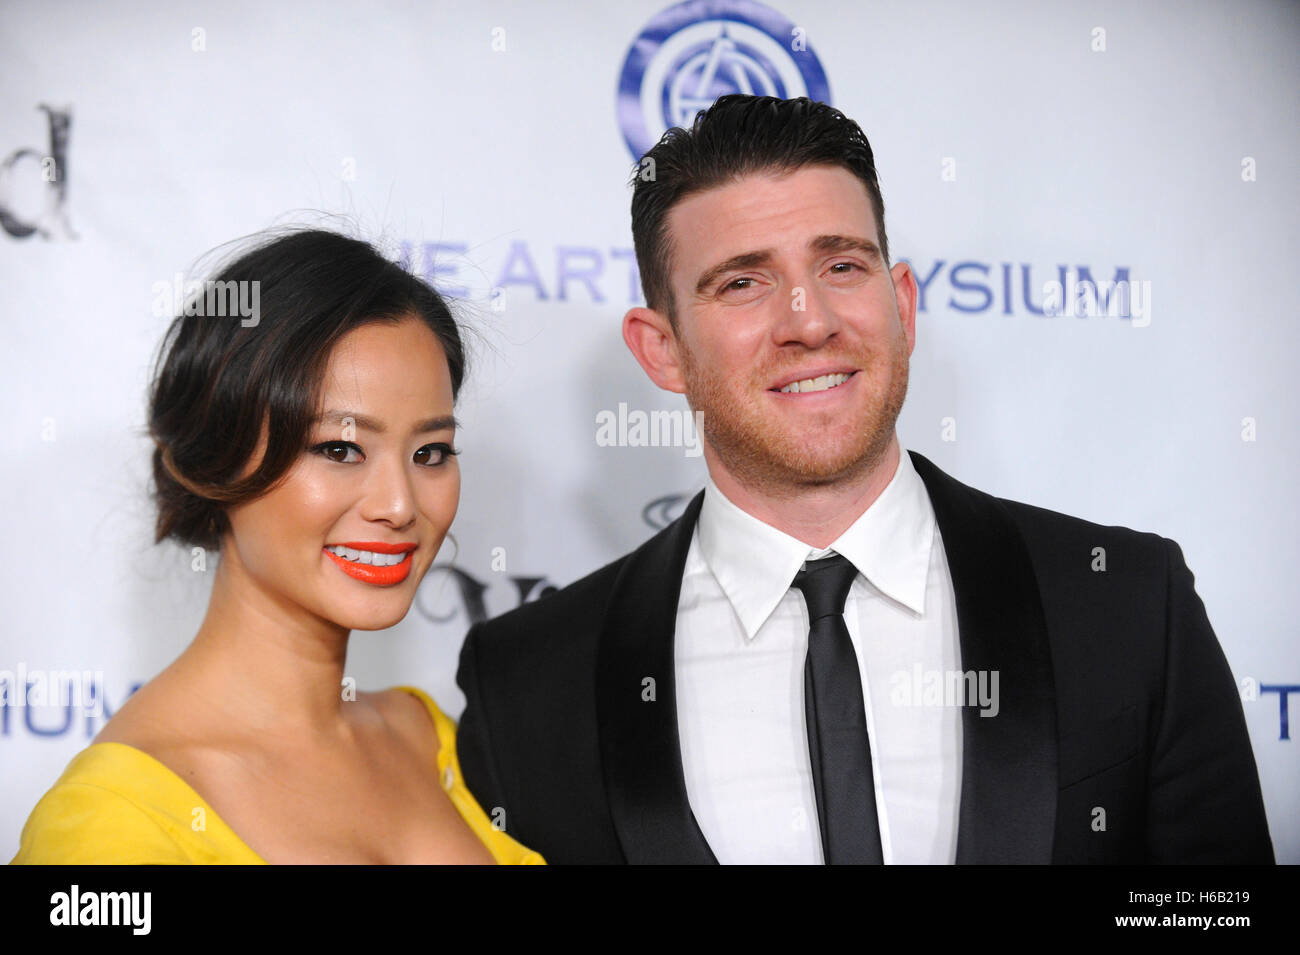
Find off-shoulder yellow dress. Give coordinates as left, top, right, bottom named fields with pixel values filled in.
left=10, top=685, right=544, bottom=865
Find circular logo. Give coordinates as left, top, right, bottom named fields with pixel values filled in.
left=617, top=0, right=832, bottom=161
left=642, top=492, right=695, bottom=529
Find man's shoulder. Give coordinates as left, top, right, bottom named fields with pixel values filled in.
left=996, top=493, right=1167, bottom=551
left=475, top=551, right=630, bottom=640
left=994, top=492, right=1177, bottom=604
left=465, top=501, right=694, bottom=648
left=911, top=451, right=1170, bottom=558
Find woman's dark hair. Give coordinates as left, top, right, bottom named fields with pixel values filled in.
left=147, top=228, right=467, bottom=552
left=630, top=94, right=889, bottom=327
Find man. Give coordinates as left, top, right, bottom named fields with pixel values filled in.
left=455, top=95, right=1274, bottom=864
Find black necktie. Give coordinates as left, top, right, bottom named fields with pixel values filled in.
left=791, top=553, right=884, bottom=864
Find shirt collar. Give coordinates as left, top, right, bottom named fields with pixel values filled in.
left=696, top=448, right=936, bottom=641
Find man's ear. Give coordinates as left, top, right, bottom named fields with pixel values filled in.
left=889, top=261, right=918, bottom=356
left=622, top=306, right=686, bottom=393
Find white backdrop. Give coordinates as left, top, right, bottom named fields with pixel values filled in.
left=1, top=0, right=1296, bottom=862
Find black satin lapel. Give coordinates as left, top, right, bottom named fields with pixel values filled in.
left=596, top=490, right=719, bottom=864
left=909, top=452, right=1058, bottom=864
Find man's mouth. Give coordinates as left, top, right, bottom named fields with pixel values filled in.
left=772, top=371, right=856, bottom=394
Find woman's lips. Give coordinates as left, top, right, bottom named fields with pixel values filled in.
left=329, top=540, right=417, bottom=555
left=322, top=547, right=414, bottom=586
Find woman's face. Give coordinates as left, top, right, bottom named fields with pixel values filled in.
left=224, top=316, right=460, bottom=632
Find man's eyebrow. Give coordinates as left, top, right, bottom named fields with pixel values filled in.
left=315, top=409, right=458, bottom=435
left=810, top=234, right=883, bottom=263
left=694, top=250, right=775, bottom=296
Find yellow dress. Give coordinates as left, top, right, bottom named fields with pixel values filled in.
left=9, top=685, right=544, bottom=865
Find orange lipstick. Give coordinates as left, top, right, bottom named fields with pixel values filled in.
left=323, top=541, right=416, bottom=587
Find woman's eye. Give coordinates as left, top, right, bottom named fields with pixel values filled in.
left=311, top=441, right=363, bottom=464
left=414, top=443, right=458, bottom=467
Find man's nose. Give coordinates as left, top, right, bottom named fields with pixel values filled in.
left=773, top=281, right=840, bottom=348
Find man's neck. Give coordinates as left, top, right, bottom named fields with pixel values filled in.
left=705, top=435, right=903, bottom=550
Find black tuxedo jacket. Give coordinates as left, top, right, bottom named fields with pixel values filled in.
left=455, top=452, right=1274, bottom=864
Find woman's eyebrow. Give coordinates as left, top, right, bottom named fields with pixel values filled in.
left=316, top=410, right=458, bottom=434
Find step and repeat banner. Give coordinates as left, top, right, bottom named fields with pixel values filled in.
left=1, top=0, right=1296, bottom=861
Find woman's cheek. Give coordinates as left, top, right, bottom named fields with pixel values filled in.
left=430, top=467, right=461, bottom=535
left=409, top=467, right=458, bottom=553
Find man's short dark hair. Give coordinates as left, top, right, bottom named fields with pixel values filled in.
left=629, top=94, right=889, bottom=326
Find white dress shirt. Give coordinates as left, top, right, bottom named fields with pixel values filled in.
left=674, top=448, right=964, bottom=864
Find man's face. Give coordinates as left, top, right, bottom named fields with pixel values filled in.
left=662, top=164, right=916, bottom=491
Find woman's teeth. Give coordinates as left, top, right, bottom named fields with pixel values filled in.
left=326, top=546, right=408, bottom=566
left=779, top=372, right=852, bottom=394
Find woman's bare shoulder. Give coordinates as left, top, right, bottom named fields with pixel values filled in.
left=362, top=688, right=441, bottom=760
left=90, top=670, right=222, bottom=767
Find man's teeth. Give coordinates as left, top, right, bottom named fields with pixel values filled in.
left=779, top=372, right=852, bottom=394
left=327, top=546, right=408, bottom=566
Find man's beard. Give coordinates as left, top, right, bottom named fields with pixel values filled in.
left=678, top=339, right=910, bottom=496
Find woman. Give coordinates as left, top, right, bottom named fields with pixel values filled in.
left=11, top=229, right=544, bottom=864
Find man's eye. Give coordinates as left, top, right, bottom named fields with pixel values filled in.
left=414, top=443, right=459, bottom=467
left=311, top=441, right=363, bottom=464
left=722, top=277, right=756, bottom=292
left=829, top=262, right=862, bottom=274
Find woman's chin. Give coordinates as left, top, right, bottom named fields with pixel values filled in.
left=322, top=597, right=414, bottom=633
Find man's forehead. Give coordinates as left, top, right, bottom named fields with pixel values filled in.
left=671, top=200, right=878, bottom=289
left=667, top=166, right=877, bottom=252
